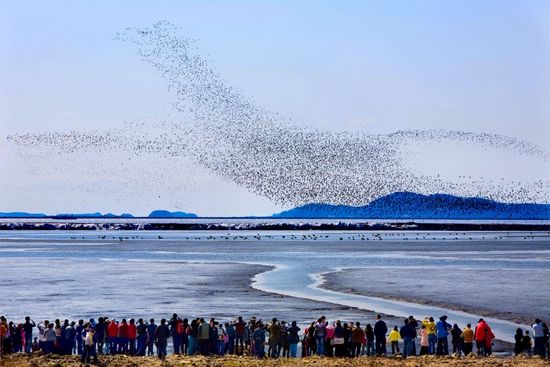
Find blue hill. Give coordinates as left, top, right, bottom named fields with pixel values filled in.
left=0, top=212, right=47, bottom=218
left=272, top=192, right=550, bottom=219
left=148, top=210, right=198, bottom=218
left=52, top=212, right=135, bottom=219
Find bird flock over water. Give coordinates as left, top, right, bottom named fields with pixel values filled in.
left=6, top=21, right=550, bottom=207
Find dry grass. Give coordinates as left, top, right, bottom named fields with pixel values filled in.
left=0, top=354, right=549, bottom=367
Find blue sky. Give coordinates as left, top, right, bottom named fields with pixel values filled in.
left=1, top=0, right=549, bottom=215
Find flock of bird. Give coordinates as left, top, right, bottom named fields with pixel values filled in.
left=6, top=21, right=550, bottom=208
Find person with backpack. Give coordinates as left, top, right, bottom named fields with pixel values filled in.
left=314, top=317, right=326, bottom=356
left=373, top=315, right=388, bottom=356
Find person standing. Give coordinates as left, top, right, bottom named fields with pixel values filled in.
left=314, top=317, right=326, bottom=356
left=450, top=324, right=462, bottom=355
left=268, top=318, right=281, bottom=358
left=288, top=321, right=300, bottom=358
left=75, top=320, right=84, bottom=355
left=374, top=315, right=388, bottom=356
left=81, top=326, right=97, bottom=364
left=128, top=319, right=137, bottom=355
left=514, top=328, right=524, bottom=355
left=198, top=318, right=210, bottom=356
left=154, top=319, right=169, bottom=360
left=169, top=314, right=182, bottom=355
left=533, top=319, right=545, bottom=356
left=408, top=316, right=418, bottom=356
left=462, top=323, right=474, bottom=355
left=136, top=319, right=147, bottom=356
left=419, top=324, right=429, bottom=355
left=253, top=322, right=266, bottom=358
left=23, top=317, right=35, bottom=354
left=388, top=326, right=400, bottom=356
left=146, top=319, right=157, bottom=356
left=0, top=316, right=8, bottom=357
left=351, top=322, right=365, bottom=357
left=95, top=318, right=106, bottom=355
left=234, top=316, right=246, bottom=355
left=118, top=319, right=129, bottom=354
left=400, top=319, right=414, bottom=357
left=436, top=315, right=452, bottom=355
left=423, top=317, right=437, bottom=355
left=107, top=319, right=119, bottom=355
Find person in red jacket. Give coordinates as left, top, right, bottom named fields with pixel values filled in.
left=107, top=320, right=119, bottom=355
left=474, top=319, right=494, bottom=356
left=128, top=319, right=137, bottom=355
left=484, top=323, right=495, bottom=356
left=118, top=319, right=129, bottom=354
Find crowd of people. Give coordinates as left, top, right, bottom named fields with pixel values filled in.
left=0, top=314, right=548, bottom=362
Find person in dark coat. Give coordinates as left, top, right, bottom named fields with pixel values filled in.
left=373, top=315, right=388, bottom=356
left=154, top=319, right=169, bottom=360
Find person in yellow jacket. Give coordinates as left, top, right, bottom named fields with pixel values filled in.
left=462, top=323, right=474, bottom=355
left=422, top=317, right=437, bottom=354
left=388, top=326, right=400, bottom=355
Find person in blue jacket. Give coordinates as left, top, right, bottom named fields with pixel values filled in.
left=399, top=319, right=415, bottom=357
left=436, top=315, right=452, bottom=355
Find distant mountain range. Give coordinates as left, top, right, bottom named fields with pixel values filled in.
left=0, top=210, right=197, bottom=219
left=1, top=192, right=550, bottom=219
left=272, top=192, right=550, bottom=219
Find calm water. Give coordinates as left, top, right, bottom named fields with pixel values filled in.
left=1, top=230, right=549, bottom=343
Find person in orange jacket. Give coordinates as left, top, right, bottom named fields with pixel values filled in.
left=128, top=319, right=137, bottom=355
left=107, top=319, right=119, bottom=354
left=118, top=319, right=129, bottom=354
